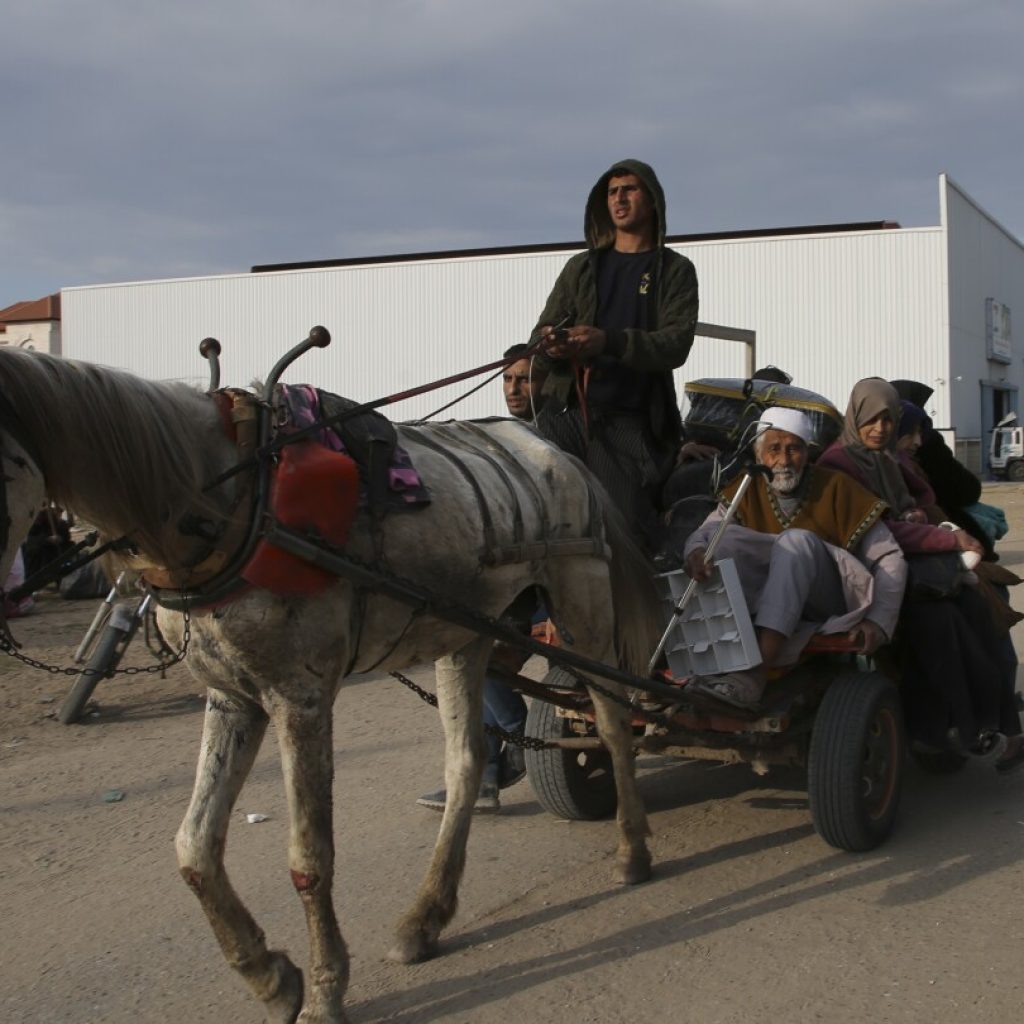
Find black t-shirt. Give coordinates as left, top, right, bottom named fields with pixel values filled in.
left=587, top=249, right=656, bottom=413
left=596, top=249, right=655, bottom=332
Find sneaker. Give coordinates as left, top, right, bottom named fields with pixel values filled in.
left=416, top=781, right=501, bottom=813
left=498, top=744, right=527, bottom=790
left=971, top=730, right=1009, bottom=763
left=995, top=735, right=1024, bottom=775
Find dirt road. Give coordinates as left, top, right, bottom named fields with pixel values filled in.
left=3, top=486, right=1024, bottom=1023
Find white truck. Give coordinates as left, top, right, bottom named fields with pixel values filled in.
left=990, top=412, right=1024, bottom=480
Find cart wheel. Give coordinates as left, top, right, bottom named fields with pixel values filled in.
left=58, top=622, right=128, bottom=725
left=911, top=748, right=968, bottom=774
left=524, top=670, right=617, bottom=821
left=807, top=670, right=904, bottom=852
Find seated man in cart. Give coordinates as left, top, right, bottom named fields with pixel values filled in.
left=682, top=407, right=907, bottom=711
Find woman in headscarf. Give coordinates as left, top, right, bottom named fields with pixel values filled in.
left=892, top=379, right=991, bottom=526
left=818, top=378, right=1023, bottom=773
left=895, top=394, right=1001, bottom=559
left=819, top=380, right=981, bottom=551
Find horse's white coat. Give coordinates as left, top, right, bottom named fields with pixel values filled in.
left=0, top=352, right=662, bottom=1024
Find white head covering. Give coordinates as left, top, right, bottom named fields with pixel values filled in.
left=756, top=407, right=814, bottom=445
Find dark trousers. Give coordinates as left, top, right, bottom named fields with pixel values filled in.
left=537, top=406, right=670, bottom=555
left=900, top=586, right=1020, bottom=748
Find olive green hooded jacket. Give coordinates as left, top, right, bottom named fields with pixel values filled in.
left=531, top=158, right=698, bottom=445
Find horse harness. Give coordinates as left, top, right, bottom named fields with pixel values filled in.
left=401, top=419, right=612, bottom=566
left=130, top=388, right=261, bottom=592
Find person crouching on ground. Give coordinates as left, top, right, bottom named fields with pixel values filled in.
left=682, top=407, right=907, bottom=710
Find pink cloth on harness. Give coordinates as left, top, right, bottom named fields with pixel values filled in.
left=279, top=385, right=430, bottom=507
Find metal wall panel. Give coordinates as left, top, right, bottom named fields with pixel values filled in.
left=670, top=228, right=948, bottom=425
left=63, top=227, right=951, bottom=427
left=942, top=175, right=1024, bottom=439
left=63, top=251, right=586, bottom=421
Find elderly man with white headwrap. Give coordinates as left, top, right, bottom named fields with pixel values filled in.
left=683, top=407, right=908, bottom=710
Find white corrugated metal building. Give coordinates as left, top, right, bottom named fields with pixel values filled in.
left=61, top=173, right=1023, bottom=470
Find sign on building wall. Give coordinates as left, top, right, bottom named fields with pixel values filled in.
left=986, top=298, right=1012, bottom=364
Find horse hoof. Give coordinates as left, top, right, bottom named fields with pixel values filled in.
left=263, top=951, right=304, bottom=1023
left=615, top=853, right=652, bottom=886
left=296, top=1008, right=351, bottom=1024
left=386, top=929, right=438, bottom=964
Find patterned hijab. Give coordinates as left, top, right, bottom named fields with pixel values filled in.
left=840, top=377, right=914, bottom=514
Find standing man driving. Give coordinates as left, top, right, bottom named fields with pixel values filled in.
left=533, top=159, right=699, bottom=554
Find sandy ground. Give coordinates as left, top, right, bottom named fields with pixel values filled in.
left=3, top=486, right=1024, bottom=1024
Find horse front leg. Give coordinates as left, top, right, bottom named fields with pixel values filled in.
left=589, top=689, right=652, bottom=884
left=388, top=634, right=492, bottom=964
left=176, top=689, right=304, bottom=1024
left=269, top=690, right=350, bottom=1024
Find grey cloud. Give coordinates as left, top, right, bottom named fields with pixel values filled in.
left=3, top=0, right=1023, bottom=308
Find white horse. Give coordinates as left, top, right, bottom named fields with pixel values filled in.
left=0, top=347, right=662, bottom=1024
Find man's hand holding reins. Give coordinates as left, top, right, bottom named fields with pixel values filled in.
left=540, top=324, right=607, bottom=361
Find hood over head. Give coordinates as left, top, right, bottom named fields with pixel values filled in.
left=889, top=379, right=934, bottom=410
left=897, top=399, right=932, bottom=439
left=584, top=158, right=666, bottom=250
left=839, top=377, right=915, bottom=515
left=843, top=377, right=902, bottom=446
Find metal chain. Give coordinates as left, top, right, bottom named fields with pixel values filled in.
left=0, top=602, right=191, bottom=677
left=390, top=670, right=550, bottom=750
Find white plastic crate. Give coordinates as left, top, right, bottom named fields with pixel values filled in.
left=656, top=558, right=761, bottom=679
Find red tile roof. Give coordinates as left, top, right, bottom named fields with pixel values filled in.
left=0, top=293, right=61, bottom=325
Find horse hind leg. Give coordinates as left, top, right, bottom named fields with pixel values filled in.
left=389, top=633, right=491, bottom=964
left=548, top=572, right=653, bottom=885
left=269, top=689, right=351, bottom=1024
left=588, top=689, right=652, bottom=884
left=176, top=689, right=304, bottom=1024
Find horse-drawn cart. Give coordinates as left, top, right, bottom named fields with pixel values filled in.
left=490, top=556, right=907, bottom=855
left=518, top=633, right=904, bottom=854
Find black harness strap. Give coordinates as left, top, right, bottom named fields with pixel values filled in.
left=262, top=522, right=672, bottom=695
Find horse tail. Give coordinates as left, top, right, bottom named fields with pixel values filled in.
left=599, top=495, right=663, bottom=679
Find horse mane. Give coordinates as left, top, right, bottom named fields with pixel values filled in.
left=0, top=349, right=224, bottom=565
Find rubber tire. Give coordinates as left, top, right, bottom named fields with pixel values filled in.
left=1008, top=461, right=1024, bottom=483
left=911, top=748, right=969, bottom=774
left=58, top=623, right=127, bottom=725
left=807, top=670, right=904, bottom=852
left=524, top=671, right=618, bottom=821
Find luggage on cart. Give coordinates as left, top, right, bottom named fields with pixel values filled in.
left=682, top=378, right=842, bottom=455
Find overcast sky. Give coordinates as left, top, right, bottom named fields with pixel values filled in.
left=3, top=0, right=1022, bottom=311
